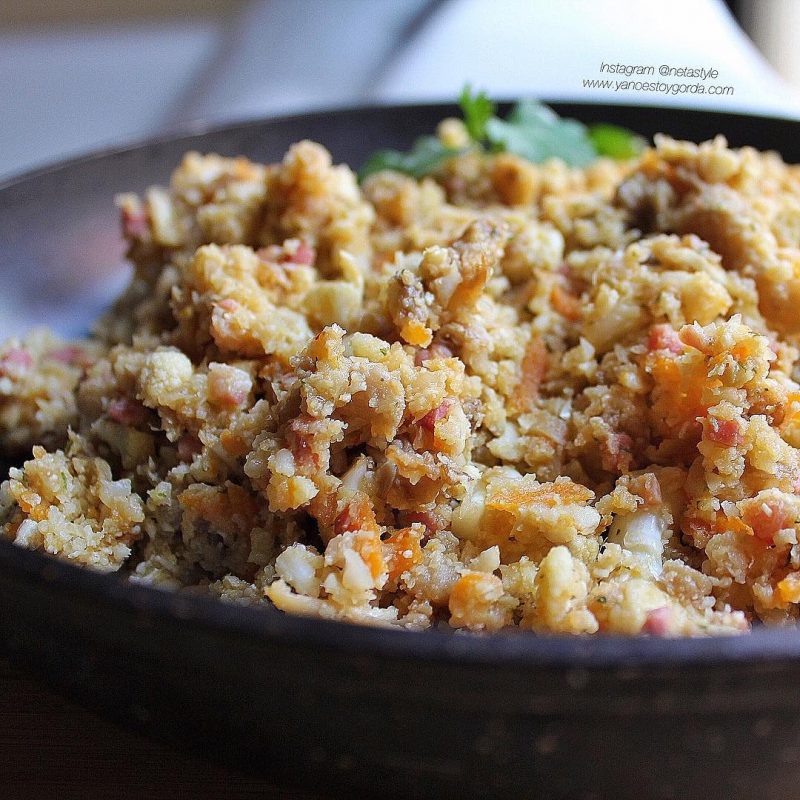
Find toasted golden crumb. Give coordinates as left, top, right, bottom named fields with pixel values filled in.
left=6, top=132, right=800, bottom=636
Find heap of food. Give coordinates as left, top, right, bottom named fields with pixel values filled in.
left=3, top=94, right=800, bottom=636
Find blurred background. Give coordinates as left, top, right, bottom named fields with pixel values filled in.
left=2, top=0, right=800, bottom=178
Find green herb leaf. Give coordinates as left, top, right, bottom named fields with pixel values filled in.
left=588, top=123, right=646, bottom=159
left=459, top=84, right=496, bottom=143
left=358, top=89, right=647, bottom=181
left=485, top=100, right=597, bottom=167
left=358, top=136, right=461, bottom=181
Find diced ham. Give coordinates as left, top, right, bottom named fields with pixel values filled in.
left=419, top=399, right=454, bottom=432
left=47, top=346, right=80, bottom=365
left=258, top=241, right=316, bottom=266
left=121, top=206, right=149, bottom=238
left=0, top=348, right=33, bottom=376
left=177, top=434, right=202, bottom=462
left=334, top=493, right=379, bottom=536
left=290, top=436, right=318, bottom=469
left=643, top=606, right=672, bottom=636
left=107, top=398, right=148, bottom=426
left=216, top=298, right=239, bottom=312
left=207, top=363, right=252, bottom=409
left=47, top=345, right=93, bottom=369
left=401, top=509, right=441, bottom=532
left=600, top=432, right=634, bottom=473
left=290, top=241, right=316, bottom=266
left=631, top=473, right=662, bottom=507
left=286, top=416, right=321, bottom=470
left=647, top=324, right=683, bottom=355
left=414, top=342, right=453, bottom=366
left=705, top=417, right=743, bottom=447
left=256, top=245, right=283, bottom=262
left=742, top=499, right=792, bottom=544
left=334, top=504, right=360, bottom=535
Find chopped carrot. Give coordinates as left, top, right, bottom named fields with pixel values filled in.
left=511, top=334, right=548, bottom=414
left=714, top=513, right=753, bottom=537
left=220, top=430, right=249, bottom=457
left=649, top=353, right=710, bottom=427
left=353, top=529, right=386, bottom=582
left=449, top=572, right=501, bottom=614
left=400, top=318, right=432, bottom=347
left=334, top=492, right=380, bottom=536
left=778, top=573, right=800, bottom=604
left=782, top=393, right=800, bottom=428
left=649, top=354, right=681, bottom=386
left=383, top=527, right=423, bottom=583
left=178, top=483, right=259, bottom=538
left=17, top=490, right=49, bottom=522
left=550, top=285, right=581, bottom=320
left=488, top=479, right=593, bottom=513
left=730, top=338, right=758, bottom=362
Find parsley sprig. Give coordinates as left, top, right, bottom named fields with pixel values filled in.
left=358, top=136, right=460, bottom=181
left=358, top=85, right=646, bottom=181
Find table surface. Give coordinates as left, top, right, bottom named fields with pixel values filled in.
left=0, top=657, right=337, bottom=800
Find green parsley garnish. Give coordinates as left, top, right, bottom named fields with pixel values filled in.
left=588, top=123, right=647, bottom=159
left=459, top=83, right=496, bottom=143
left=485, top=99, right=598, bottom=167
left=358, top=85, right=646, bottom=181
left=358, top=136, right=462, bottom=182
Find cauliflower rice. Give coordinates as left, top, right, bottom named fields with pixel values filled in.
left=4, top=121, right=800, bottom=636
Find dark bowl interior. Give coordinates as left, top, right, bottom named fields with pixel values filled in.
left=2, top=103, right=800, bottom=800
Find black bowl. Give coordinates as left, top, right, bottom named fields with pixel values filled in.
left=2, top=103, right=800, bottom=800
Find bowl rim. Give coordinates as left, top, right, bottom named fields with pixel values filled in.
left=3, top=101, right=800, bottom=671
left=2, top=97, right=798, bottom=190
left=6, top=536, right=800, bottom=669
